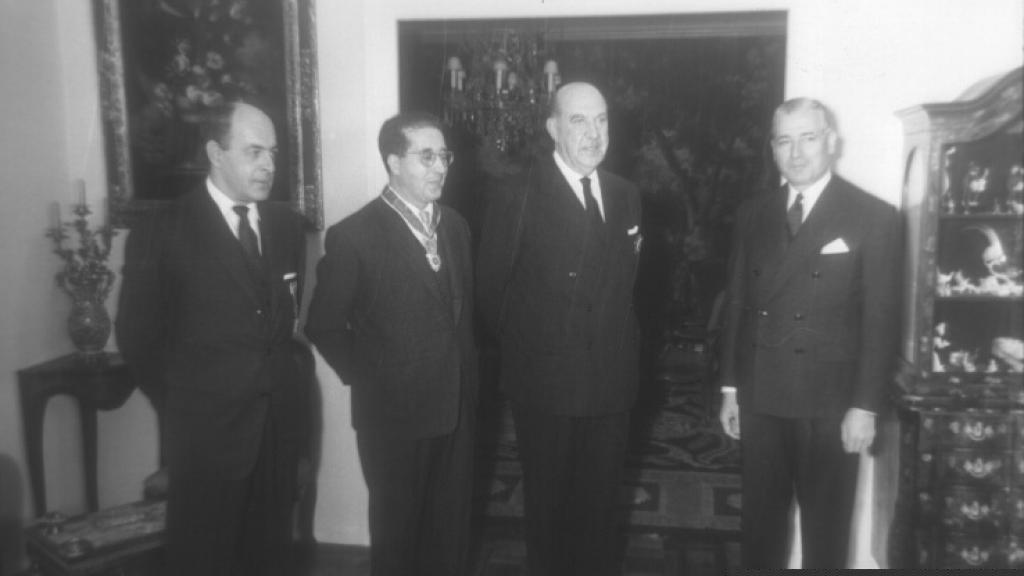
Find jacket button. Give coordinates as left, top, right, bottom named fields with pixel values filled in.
left=794, top=313, right=805, bottom=320
left=758, top=310, right=768, bottom=317
left=256, top=309, right=264, bottom=315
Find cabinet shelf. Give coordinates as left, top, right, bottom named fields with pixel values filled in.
left=886, top=66, right=1024, bottom=570
left=934, top=296, right=1024, bottom=303
left=939, top=214, right=1024, bottom=221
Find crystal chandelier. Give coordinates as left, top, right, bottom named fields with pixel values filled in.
left=442, top=29, right=560, bottom=154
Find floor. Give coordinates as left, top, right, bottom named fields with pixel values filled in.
left=303, top=518, right=740, bottom=576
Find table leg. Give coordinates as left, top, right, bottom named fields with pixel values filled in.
left=18, top=381, right=48, bottom=516
left=78, top=395, right=100, bottom=512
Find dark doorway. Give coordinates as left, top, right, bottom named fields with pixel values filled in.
left=399, top=12, right=785, bottom=561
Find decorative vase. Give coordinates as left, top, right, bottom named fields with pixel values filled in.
left=67, top=296, right=112, bottom=356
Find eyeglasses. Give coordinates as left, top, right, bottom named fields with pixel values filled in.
left=404, top=149, right=455, bottom=168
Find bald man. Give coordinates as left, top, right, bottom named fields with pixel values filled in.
left=118, top=100, right=309, bottom=576
left=477, top=82, right=643, bottom=576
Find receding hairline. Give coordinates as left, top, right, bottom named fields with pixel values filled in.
left=771, top=97, right=836, bottom=137
left=549, top=82, right=607, bottom=119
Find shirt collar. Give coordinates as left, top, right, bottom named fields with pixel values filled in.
left=387, top=185, right=434, bottom=221
left=787, top=171, right=832, bottom=217
left=551, top=151, right=605, bottom=219
left=206, top=178, right=260, bottom=221
left=552, top=150, right=598, bottom=185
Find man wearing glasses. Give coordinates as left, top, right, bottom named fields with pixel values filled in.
left=717, top=98, right=901, bottom=567
left=306, top=112, right=478, bottom=576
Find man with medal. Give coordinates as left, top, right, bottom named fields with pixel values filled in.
left=306, top=112, right=479, bottom=576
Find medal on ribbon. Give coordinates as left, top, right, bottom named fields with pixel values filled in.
left=382, top=187, right=443, bottom=272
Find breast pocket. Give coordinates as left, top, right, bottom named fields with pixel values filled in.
left=814, top=251, right=858, bottom=296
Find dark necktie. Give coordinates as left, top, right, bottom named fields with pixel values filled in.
left=233, top=205, right=261, bottom=261
left=787, top=192, right=804, bottom=239
left=581, top=176, right=603, bottom=228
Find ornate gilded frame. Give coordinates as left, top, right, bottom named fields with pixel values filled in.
left=93, top=0, right=323, bottom=229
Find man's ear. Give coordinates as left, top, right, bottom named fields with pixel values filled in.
left=545, top=117, right=557, bottom=142
left=205, top=140, right=222, bottom=168
left=386, top=153, right=400, bottom=176
left=826, top=129, right=839, bottom=156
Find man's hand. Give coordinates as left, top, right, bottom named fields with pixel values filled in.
left=841, top=408, right=876, bottom=454
left=719, top=391, right=741, bottom=440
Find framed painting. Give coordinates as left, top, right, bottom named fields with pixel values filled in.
left=93, top=0, right=323, bottom=229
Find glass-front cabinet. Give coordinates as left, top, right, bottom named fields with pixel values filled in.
left=887, top=67, right=1023, bottom=569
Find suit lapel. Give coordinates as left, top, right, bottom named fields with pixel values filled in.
left=600, top=170, right=628, bottom=240
left=259, top=206, right=292, bottom=328
left=438, top=212, right=464, bottom=324
left=765, top=179, right=846, bottom=297
left=193, top=190, right=264, bottom=309
left=539, top=160, right=596, bottom=242
left=374, top=198, right=444, bottom=305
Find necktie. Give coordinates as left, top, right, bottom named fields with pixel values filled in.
left=581, top=176, right=603, bottom=228
left=233, top=205, right=261, bottom=261
left=787, top=192, right=804, bottom=239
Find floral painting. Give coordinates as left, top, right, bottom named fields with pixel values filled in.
left=94, top=0, right=323, bottom=228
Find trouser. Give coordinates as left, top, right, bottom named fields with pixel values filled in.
left=356, top=390, right=476, bottom=576
left=741, top=411, right=859, bottom=568
left=513, top=406, right=631, bottom=576
left=164, top=409, right=294, bottom=576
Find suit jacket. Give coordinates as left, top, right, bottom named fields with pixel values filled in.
left=477, top=156, right=643, bottom=416
left=718, top=175, right=901, bottom=418
left=116, top=188, right=308, bottom=478
left=305, top=195, right=478, bottom=438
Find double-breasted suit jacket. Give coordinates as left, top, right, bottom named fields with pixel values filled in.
left=305, top=195, right=478, bottom=438
left=116, top=187, right=309, bottom=479
left=477, top=156, right=643, bottom=416
left=718, top=175, right=901, bottom=419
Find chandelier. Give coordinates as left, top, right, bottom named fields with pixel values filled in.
left=442, top=29, right=560, bottom=154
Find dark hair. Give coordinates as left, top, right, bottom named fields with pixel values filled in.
left=377, top=112, right=445, bottom=172
left=200, top=97, right=274, bottom=149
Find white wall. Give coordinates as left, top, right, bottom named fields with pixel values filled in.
left=311, top=0, right=1024, bottom=564
left=0, top=0, right=1019, bottom=571
left=0, top=4, right=158, bottom=572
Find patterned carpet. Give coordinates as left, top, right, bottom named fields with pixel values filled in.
left=475, top=341, right=743, bottom=544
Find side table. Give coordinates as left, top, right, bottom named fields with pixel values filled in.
left=17, top=354, right=135, bottom=516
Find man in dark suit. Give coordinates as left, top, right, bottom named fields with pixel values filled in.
left=116, top=100, right=309, bottom=576
left=305, top=112, right=478, bottom=576
left=717, top=97, right=901, bottom=568
left=477, top=82, right=643, bottom=576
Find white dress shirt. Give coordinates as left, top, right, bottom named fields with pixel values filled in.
left=207, top=178, right=262, bottom=254
left=552, top=151, right=605, bottom=221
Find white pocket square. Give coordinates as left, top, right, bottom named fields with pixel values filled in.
left=627, top=225, right=639, bottom=235
left=820, top=238, right=850, bottom=254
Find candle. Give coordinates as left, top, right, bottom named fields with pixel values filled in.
left=493, top=59, right=508, bottom=92
left=457, top=70, right=465, bottom=91
left=447, top=56, right=463, bottom=91
left=75, top=179, right=86, bottom=207
left=543, top=60, right=559, bottom=94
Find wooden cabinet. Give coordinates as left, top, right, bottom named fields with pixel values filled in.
left=885, top=66, right=1024, bottom=569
